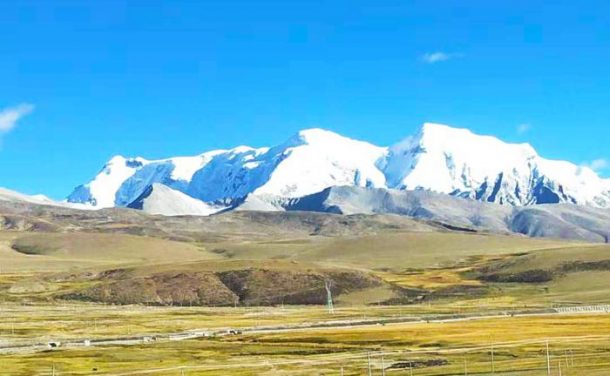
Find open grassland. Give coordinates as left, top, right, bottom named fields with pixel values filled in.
left=476, top=245, right=610, bottom=274
left=1, top=212, right=610, bottom=374
left=0, top=232, right=219, bottom=273
left=4, top=311, right=610, bottom=375
left=0, top=227, right=594, bottom=308
left=1, top=230, right=610, bottom=308
left=200, top=232, right=573, bottom=271
left=1, top=229, right=574, bottom=273
left=0, top=300, right=543, bottom=345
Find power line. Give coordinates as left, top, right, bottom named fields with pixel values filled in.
left=490, top=340, right=495, bottom=374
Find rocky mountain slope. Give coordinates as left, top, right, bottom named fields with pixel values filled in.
left=2, top=186, right=609, bottom=242
left=282, top=186, right=610, bottom=243
left=126, top=183, right=225, bottom=216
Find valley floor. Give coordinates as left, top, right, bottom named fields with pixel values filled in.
left=2, top=302, right=610, bottom=375
left=2, top=210, right=610, bottom=374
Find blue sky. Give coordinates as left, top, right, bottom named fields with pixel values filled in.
left=1, top=0, right=609, bottom=198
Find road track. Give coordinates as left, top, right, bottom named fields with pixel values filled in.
left=1, top=305, right=609, bottom=357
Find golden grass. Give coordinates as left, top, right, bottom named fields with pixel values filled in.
left=481, top=244, right=610, bottom=274
left=199, top=231, right=574, bottom=271
left=0, top=228, right=607, bottom=374
left=0, top=228, right=585, bottom=276
left=377, top=268, right=482, bottom=289
left=4, top=309, right=610, bottom=375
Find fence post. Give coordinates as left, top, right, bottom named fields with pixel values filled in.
left=546, top=340, right=551, bottom=376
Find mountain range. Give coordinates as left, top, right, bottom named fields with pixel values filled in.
left=2, top=123, right=610, bottom=242
left=282, top=186, right=610, bottom=243
left=67, top=123, right=610, bottom=210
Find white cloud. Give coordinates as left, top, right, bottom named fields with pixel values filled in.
left=582, top=159, right=608, bottom=172
left=0, top=103, right=34, bottom=133
left=517, top=123, right=531, bottom=134
left=421, top=51, right=462, bottom=64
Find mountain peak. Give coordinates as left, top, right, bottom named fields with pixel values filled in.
left=416, top=122, right=537, bottom=156
left=277, top=128, right=383, bottom=156
left=104, top=155, right=127, bottom=169
left=228, top=145, right=258, bottom=154
left=104, top=155, right=147, bottom=170
left=383, top=122, right=610, bottom=206
left=419, top=122, right=469, bottom=135
left=293, top=128, right=349, bottom=145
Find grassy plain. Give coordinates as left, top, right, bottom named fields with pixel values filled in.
left=1, top=210, right=610, bottom=375
left=3, top=310, right=610, bottom=375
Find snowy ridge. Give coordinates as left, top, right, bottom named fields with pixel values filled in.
left=250, top=128, right=387, bottom=197
left=68, top=128, right=387, bottom=210
left=0, top=187, right=93, bottom=210
left=67, top=123, right=610, bottom=214
left=0, top=187, right=57, bottom=205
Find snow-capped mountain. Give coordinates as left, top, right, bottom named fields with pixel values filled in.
left=0, top=187, right=94, bottom=210
left=67, top=123, right=610, bottom=212
left=0, top=187, right=57, bottom=205
left=68, top=128, right=387, bottom=209
left=383, top=123, right=610, bottom=206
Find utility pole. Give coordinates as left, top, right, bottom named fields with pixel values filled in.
left=381, top=352, right=386, bottom=376
left=464, top=358, right=468, bottom=375
left=491, top=341, right=495, bottom=374
left=325, top=280, right=334, bottom=315
left=558, top=360, right=562, bottom=376
left=367, top=352, right=372, bottom=376
left=546, top=340, right=551, bottom=376
left=409, top=361, right=413, bottom=376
